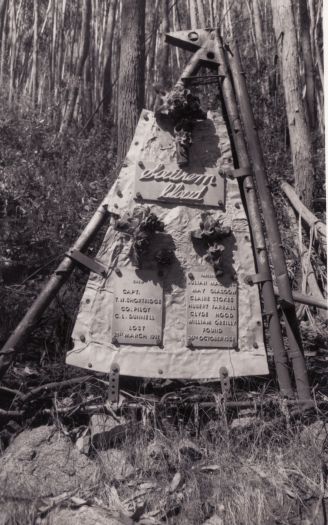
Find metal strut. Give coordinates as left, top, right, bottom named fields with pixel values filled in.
left=212, top=34, right=295, bottom=398
left=0, top=202, right=111, bottom=378
left=164, top=27, right=296, bottom=397
left=225, top=39, right=311, bottom=403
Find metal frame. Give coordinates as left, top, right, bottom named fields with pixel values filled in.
left=0, top=30, right=318, bottom=406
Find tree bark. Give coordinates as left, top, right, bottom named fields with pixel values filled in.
left=158, top=0, right=169, bottom=87
left=0, top=0, right=7, bottom=86
left=31, top=0, right=39, bottom=107
left=298, top=0, right=315, bottom=128
left=271, top=0, right=314, bottom=208
left=117, top=0, right=145, bottom=163
left=0, top=0, right=7, bottom=49
left=102, top=0, right=118, bottom=116
left=146, top=0, right=159, bottom=109
left=60, top=0, right=92, bottom=133
left=252, top=0, right=264, bottom=62
left=189, top=0, right=197, bottom=29
left=196, top=0, right=206, bottom=27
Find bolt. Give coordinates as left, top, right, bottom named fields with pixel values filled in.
left=86, top=298, right=90, bottom=304
left=218, top=200, right=224, bottom=207
left=112, top=367, right=119, bottom=374
left=158, top=369, right=163, bottom=375
left=138, top=161, right=145, bottom=169
left=244, top=235, right=249, bottom=241
left=188, top=31, right=199, bottom=41
left=234, top=202, right=241, bottom=209
left=88, top=362, right=93, bottom=368
left=115, top=268, right=122, bottom=276
left=253, top=342, right=259, bottom=349
left=112, top=336, right=118, bottom=344
left=135, top=141, right=139, bottom=145
left=114, top=203, right=118, bottom=208
left=135, top=192, right=143, bottom=200
left=188, top=272, right=194, bottom=280
left=144, top=113, right=149, bottom=121
left=117, top=189, right=123, bottom=197
left=80, top=335, right=86, bottom=342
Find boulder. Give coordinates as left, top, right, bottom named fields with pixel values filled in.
left=202, top=515, right=224, bottom=525
left=96, top=448, right=134, bottom=481
left=178, top=439, right=202, bottom=461
left=90, top=414, right=129, bottom=450
left=42, top=506, right=124, bottom=525
left=0, top=425, right=95, bottom=499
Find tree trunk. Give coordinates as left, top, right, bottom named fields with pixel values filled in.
left=189, top=0, right=197, bottom=29
left=0, top=0, right=7, bottom=86
left=158, top=0, right=169, bottom=87
left=245, top=0, right=259, bottom=66
left=102, top=0, right=118, bottom=116
left=196, top=0, right=206, bottom=27
left=271, top=0, right=314, bottom=208
left=252, top=0, right=264, bottom=61
left=298, top=0, right=315, bottom=128
left=0, top=0, right=7, bottom=49
left=60, top=0, right=92, bottom=133
left=117, top=0, right=145, bottom=163
left=146, top=0, right=159, bottom=109
left=31, top=0, right=39, bottom=107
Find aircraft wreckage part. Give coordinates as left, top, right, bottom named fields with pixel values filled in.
left=66, top=109, right=268, bottom=380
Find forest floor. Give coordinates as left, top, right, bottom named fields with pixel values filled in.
left=0, top=80, right=327, bottom=524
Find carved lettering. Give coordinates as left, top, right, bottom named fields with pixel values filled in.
left=112, top=269, right=163, bottom=345
left=135, top=162, right=225, bottom=209
left=187, top=270, right=238, bottom=348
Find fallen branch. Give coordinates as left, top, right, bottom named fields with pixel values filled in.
left=285, top=204, right=327, bottom=323
left=0, top=408, right=25, bottom=419
left=19, top=375, right=93, bottom=403
left=282, top=182, right=326, bottom=257
left=273, top=286, right=328, bottom=310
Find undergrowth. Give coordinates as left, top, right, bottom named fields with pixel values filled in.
left=1, top=413, right=327, bottom=525
left=0, top=101, right=116, bottom=375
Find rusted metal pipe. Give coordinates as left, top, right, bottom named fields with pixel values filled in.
left=0, top=201, right=111, bottom=379
left=214, top=34, right=294, bottom=397
left=226, top=39, right=311, bottom=402
left=178, top=47, right=204, bottom=84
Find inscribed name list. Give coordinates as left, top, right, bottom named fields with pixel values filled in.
left=112, top=269, right=163, bottom=345
left=187, top=271, right=238, bottom=348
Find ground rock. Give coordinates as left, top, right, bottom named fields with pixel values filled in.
left=43, top=506, right=123, bottom=525
left=230, top=416, right=258, bottom=430
left=90, top=414, right=129, bottom=450
left=0, top=425, right=95, bottom=499
left=146, top=441, right=169, bottom=461
left=202, top=515, right=224, bottom=525
left=300, top=421, right=328, bottom=447
left=96, top=448, right=134, bottom=481
left=178, top=439, right=202, bottom=461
